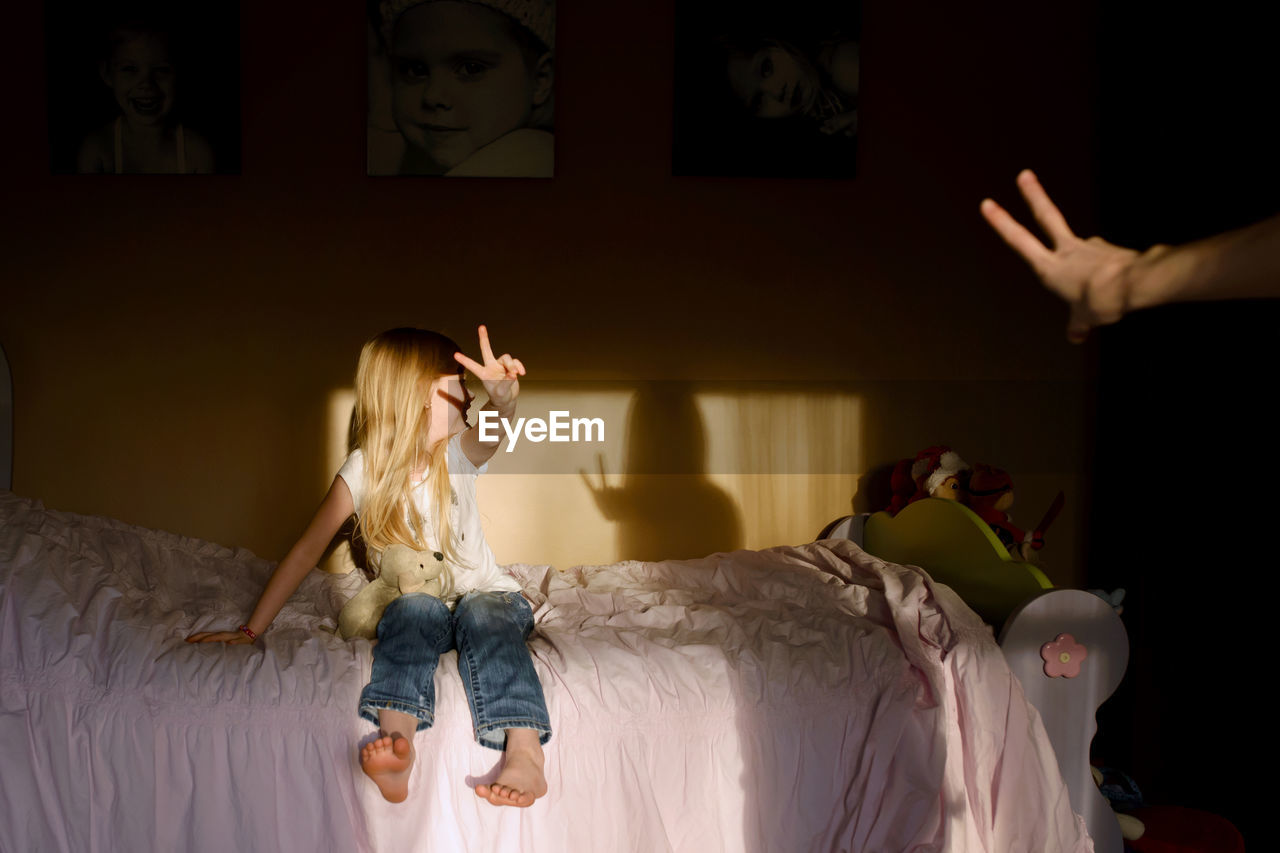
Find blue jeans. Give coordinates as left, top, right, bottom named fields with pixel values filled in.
left=358, top=591, right=552, bottom=751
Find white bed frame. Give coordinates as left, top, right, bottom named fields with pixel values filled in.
left=822, top=509, right=1127, bottom=853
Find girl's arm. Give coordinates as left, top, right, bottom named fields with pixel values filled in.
left=455, top=325, right=526, bottom=469
left=186, top=477, right=354, bottom=644
left=462, top=396, right=517, bottom=468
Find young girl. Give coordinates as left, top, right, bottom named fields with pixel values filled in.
left=77, top=18, right=215, bottom=174
left=368, top=0, right=555, bottom=176
left=187, top=326, right=550, bottom=808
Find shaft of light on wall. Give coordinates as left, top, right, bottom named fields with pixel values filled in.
left=326, top=384, right=862, bottom=569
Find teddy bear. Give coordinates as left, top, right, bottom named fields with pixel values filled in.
left=337, top=543, right=445, bottom=640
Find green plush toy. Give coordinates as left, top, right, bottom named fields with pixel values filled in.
left=337, top=544, right=445, bottom=640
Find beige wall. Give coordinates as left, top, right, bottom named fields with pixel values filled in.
left=0, top=2, right=1097, bottom=586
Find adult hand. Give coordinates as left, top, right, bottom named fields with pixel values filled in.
left=981, top=169, right=1145, bottom=343
left=454, top=325, right=525, bottom=410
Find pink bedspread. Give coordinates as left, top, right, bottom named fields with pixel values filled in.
left=0, top=492, right=1090, bottom=852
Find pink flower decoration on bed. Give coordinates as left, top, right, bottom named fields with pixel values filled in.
left=1040, top=633, right=1087, bottom=678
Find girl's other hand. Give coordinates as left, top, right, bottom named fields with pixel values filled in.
left=455, top=325, right=525, bottom=409
left=185, top=630, right=254, bottom=645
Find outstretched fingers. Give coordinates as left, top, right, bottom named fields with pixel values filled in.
left=984, top=169, right=1141, bottom=343
left=455, top=327, right=525, bottom=379
left=456, top=352, right=523, bottom=381
left=1015, top=169, right=1077, bottom=248
left=980, top=197, right=1053, bottom=274
left=454, top=351, right=486, bottom=376
left=477, top=324, right=496, bottom=364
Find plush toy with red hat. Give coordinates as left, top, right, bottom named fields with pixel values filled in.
left=909, top=445, right=969, bottom=505
left=882, top=446, right=970, bottom=514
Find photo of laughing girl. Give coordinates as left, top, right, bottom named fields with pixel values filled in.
left=46, top=2, right=240, bottom=175
left=75, top=17, right=215, bottom=174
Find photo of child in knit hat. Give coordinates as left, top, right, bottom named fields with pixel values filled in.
left=368, top=0, right=555, bottom=177
left=674, top=0, right=860, bottom=178
left=45, top=1, right=240, bottom=175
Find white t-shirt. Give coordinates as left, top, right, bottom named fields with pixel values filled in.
left=337, top=430, right=520, bottom=604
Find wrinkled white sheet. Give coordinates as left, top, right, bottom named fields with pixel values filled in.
left=0, top=492, right=1090, bottom=852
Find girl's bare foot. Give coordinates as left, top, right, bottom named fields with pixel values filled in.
left=361, top=732, right=414, bottom=803
left=475, top=729, right=547, bottom=807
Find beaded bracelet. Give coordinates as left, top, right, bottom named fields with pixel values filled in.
left=238, top=624, right=258, bottom=641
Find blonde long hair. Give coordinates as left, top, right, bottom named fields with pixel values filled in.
left=352, top=328, right=467, bottom=598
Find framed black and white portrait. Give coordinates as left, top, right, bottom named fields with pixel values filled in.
left=367, top=0, right=556, bottom=177
left=45, top=1, right=241, bottom=175
left=674, top=0, right=861, bottom=178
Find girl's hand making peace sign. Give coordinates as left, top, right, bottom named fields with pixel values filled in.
left=454, top=325, right=525, bottom=412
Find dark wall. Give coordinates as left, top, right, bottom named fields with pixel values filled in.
left=0, top=0, right=1096, bottom=563
left=1091, top=2, right=1279, bottom=845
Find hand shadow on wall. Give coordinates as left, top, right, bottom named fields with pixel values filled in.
left=581, top=382, right=742, bottom=562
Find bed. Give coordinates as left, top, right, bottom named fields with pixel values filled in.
left=832, top=498, right=1129, bottom=853
left=0, top=488, right=1102, bottom=852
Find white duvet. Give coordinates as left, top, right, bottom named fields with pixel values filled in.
left=0, top=492, right=1090, bottom=852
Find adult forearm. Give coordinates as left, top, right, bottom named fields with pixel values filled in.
left=1130, top=213, right=1280, bottom=310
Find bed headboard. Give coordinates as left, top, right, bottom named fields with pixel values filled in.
left=863, top=498, right=1052, bottom=628
left=1, top=343, right=11, bottom=491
